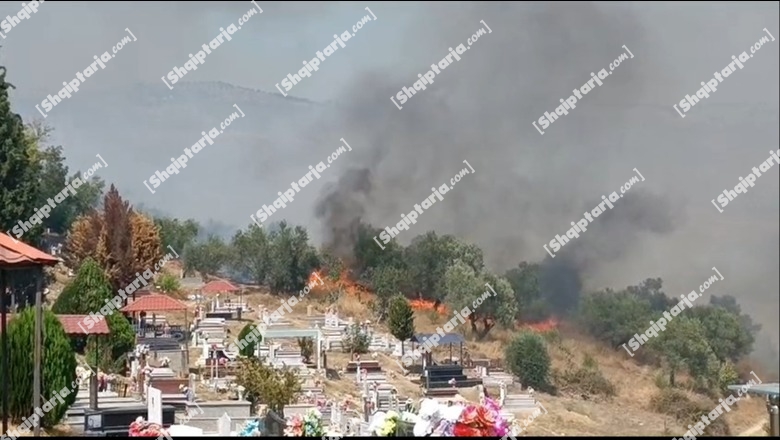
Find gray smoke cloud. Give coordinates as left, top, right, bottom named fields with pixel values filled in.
left=310, top=2, right=778, bottom=367
left=2, top=1, right=776, bottom=370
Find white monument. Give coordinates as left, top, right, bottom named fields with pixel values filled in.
left=147, top=386, right=163, bottom=425
left=217, top=413, right=232, bottom=436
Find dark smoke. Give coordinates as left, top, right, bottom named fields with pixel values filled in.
left=538, top=190, right=677, bottom=315
left=315, top=168, right=373, bottom=259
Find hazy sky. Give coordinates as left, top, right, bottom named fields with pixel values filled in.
left=0, top=1, right=777, bottom=363
left=0, top=1, right=423, bottom=102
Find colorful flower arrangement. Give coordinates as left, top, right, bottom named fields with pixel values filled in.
left=451, top=396, right=510, bottom=437
left=388, top=396, right=518, bottom=437
left=283, top=408, right=325, bottom=437
left=128, top=417, right=170, bottom=437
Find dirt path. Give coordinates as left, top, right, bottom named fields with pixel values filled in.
left=738, top=420, right=766, bottom=437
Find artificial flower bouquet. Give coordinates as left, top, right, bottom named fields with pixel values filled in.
left=371, top=409, right=420, bottom=436
left=376, top=410, right=399, bottom=436
left=451, top=397, right=510, bottom=437
left=128, top=417, right=170, bottom=437
left=238, top=419, right=262, bottom=437
left=284, top=408, right=325, bottom=437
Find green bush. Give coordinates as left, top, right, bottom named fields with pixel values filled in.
left=505, top=331, right=551, bottom=390
left=654, top=370, right=671, bottom=389
left=238, top=323, right=261, bottom=357
left=157, top=273, right=181, bottom=294
left=0, top=307, right=77, bottom=427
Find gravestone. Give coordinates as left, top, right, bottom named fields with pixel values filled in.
left=147, top=386, right=163, bottom=425
left=217, top=413, right=232, bottom=436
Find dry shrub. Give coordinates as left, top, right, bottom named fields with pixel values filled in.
left=650, top=388, right=731, bottom=437
left=553, top=354, right=616, bottom=400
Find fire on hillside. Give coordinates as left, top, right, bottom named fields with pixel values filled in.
left=409, top=298, right=449, bottom=315
left=518, top=317, right=559, bottom=333
left=307, top=269, right=373, bottom=299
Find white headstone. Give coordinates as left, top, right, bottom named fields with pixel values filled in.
left=217, top=413, right=232, bottom=436
left=147, top=386, right=163, bottom=425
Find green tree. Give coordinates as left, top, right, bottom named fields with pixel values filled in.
left=154, top=217, right=199, bottom=255
left=387, top=294, right=415, bottom=355
left=237, top=323, right=261, bottom=357
left=0, top=67, right=42, bottom=244
left=0, top=307, right=77, bottom=427
left=506, top=331, right=551, bottom=390
left=235, top=357, right=301, bottom=415
left=505, top=262, right=551, bottom=322
left=369, top=264, right=410, bottom=322
left=690, top=306, right=754, bottom=365
left=342, top=324, right=370, bottom=354
left=230, top=225, right=271, bottom=285
left=648, top=315, right=714, bottom=387
left=626, top=278, right=675, bottom=313
left=352, top=223, right=405, bottom=278
left=709, top=294, right=762, bottom=337
left=442, top=261, right=516, bottom=339
left=266, top=222, right=320, bottom=293
left=578, top=289, right=654, bottom=348
left=35, top=141, right=104, bottom=234
left=183, top=235, right=231, bottom=277
left=52, top=258, right=135, bottom=372
left=52, top=257, right=113, bottom=315
left=405, top=232, right=484, bottom=304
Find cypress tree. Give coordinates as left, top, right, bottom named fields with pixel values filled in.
left=388, top=294, right=415, bottom=355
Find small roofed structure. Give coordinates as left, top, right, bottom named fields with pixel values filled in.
left=0, top=313, right=110, bottom=335
left=201, top=279, right=244, bottom=319
left=0, top=232, right=60, bottom=434
left=121, top=294, right=190, bottom=369
left=122, top=294, right=188, bottom=313
left=201, top=279, right=240, bottom=294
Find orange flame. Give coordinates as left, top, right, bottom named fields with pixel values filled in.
left=408, top=299, right=449, bottom=315
left=308, top=269, right=451, bottom=316
left=309, top=269, right=373, bottom=299
left=518, top=317, right=559, bottom=333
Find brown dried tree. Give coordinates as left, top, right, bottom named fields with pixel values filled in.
left=64, top=212, right=103, bottom=269
left=64, top=185, right=162, bottom=300
left=97, top=186, right=134, bottom=292
left=129, top=213, right=163, bottom=280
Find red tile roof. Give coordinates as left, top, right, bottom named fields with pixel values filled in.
left=121, top=294, right=188, bottom=312
left=202, top=279, right=240, bottom=294
left=0, top=232, right=60, bottom=267
left=57, top=314, right=111, bottom=335
left=0, top=314, right=110, bottom=335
